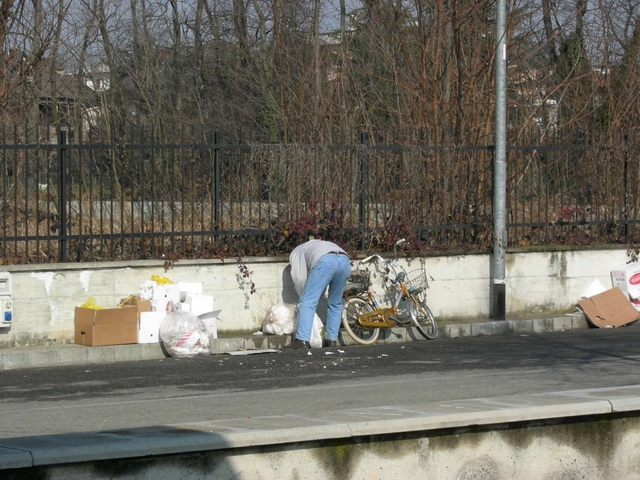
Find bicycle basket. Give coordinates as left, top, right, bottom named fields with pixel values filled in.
left=404, top=269, right=428, bottom=293
left=343, top=271, right=371, bottom=295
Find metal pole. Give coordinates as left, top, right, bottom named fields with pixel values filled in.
left=492, top=0, right=507, bottom=319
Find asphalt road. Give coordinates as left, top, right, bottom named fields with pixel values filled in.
left=1, top=326, right=640, bottom=439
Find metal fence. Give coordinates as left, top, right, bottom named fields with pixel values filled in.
left=1, top=124, right=639, bottom=264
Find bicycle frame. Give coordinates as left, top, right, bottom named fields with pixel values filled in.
left=353, top=278, right=413, bottom=328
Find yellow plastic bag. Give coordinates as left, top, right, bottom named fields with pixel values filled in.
left=79, top=297, right=102, bottom=309
left=151, top=275, right=173, bottom=285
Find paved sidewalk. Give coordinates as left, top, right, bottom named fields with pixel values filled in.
left=0, top=313, right=588, bottom=371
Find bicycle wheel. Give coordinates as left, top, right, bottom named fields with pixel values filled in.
left=409, top=296, right=438, bottom=340
left=342, top=296, right=380, bottom=345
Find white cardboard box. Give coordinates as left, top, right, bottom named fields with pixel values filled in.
left=202, top=319, right=218, bottom=339
left=199, top=310, right=221, bottom=339
left=138, top=311, right=166, bottom=343
left=185, top=293, right=214, bottom=316
left=152, top=284, right=181, bottom=312
left=177, top=282, right=203, bottom=301
left=611, top=263, right=640, bottom=311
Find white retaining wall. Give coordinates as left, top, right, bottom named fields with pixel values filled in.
left=0, top=247, right=632, bottom=345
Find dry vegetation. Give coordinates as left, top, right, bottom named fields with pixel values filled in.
left=2, top=1, right=640, bottom=263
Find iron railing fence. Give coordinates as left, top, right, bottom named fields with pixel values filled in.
left=1, top=124, right=639, bottom=264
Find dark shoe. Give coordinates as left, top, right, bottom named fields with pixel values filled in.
left=322, top=339, right=339, bottom=348
left=285, top=338, right=311, bottom=350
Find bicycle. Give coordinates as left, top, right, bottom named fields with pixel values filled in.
left=341, top=239, right=438, bottom=345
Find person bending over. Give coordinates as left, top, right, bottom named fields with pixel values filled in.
left=287, top=238, right=351, bottom=349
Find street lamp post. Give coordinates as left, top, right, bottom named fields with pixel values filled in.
left=492, top=0, right=507, bottom=320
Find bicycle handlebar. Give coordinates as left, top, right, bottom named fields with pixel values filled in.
left=359, top=254, right=404, bottom=278
left=360, top=254, right=383, bottom=264
left=359, top=239, right=407, bottom=266
left=359, top=240, right=410, bottom=284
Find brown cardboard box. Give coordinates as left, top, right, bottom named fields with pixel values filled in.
left=577, top=287, right=640, bottom=328
left=75, top=298, right=152, bottom=346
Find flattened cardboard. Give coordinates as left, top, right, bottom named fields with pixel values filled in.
left=577, top=287, right=640, bottom=328
left=75, top=298, right=151, bottom=346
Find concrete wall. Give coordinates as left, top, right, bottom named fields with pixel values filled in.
left=9, top=414, right=640, bottom=480
left=0, top=246, right=632, bottom=346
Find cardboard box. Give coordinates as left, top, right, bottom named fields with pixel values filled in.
left=577, top=287, right=640, bottom=328
left=198, top=310, right=221, bottom=339
left=185, top=293, right=214, bottom=316
left=152, top=284, right=181, bottom=312
left=177, top=282, right=203, bottom=301
left=138, top=311, right=166, bottom=344
left=75, top=299, right=151, bottom=346
left=611, top=263, right=640, bottom=311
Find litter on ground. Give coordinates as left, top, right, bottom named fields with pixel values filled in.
left=226, top=349, right=280, bottom=356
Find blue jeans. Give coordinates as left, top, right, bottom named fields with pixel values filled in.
left=296, top=253, right=351, bottom=342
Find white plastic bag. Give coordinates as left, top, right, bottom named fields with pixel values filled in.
left=262, top=304, right=298, bottom=335
left=137, top=280, right=156, bottom=301
left=308, top=315, right=324, bottom=349
left=261, top=303, right=324, bottom=348
left=160, top=302, right=211, bottom=357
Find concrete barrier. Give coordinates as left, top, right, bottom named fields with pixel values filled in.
left=0, top=245, right=631, bottom=346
